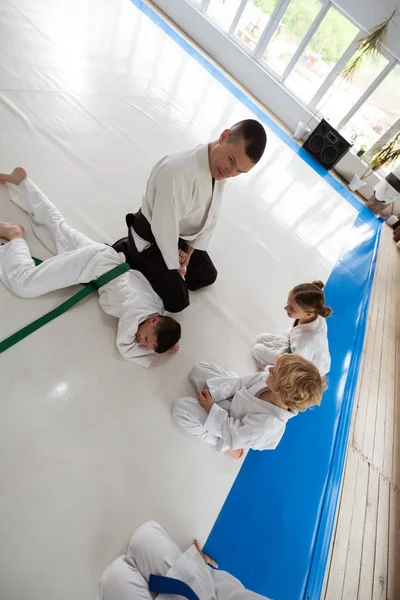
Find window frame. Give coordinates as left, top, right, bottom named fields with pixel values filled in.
left=186, top=0, right=400, bottom=154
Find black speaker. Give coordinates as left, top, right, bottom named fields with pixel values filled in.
left=302, top=119, right=351, bottom=169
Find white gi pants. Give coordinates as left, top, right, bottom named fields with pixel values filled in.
left=172, top=362, right=233, bottom=449
left=252, top=333, right=289, bottom=367
left=97, top=521, right=182, bottom=600
left=0, top=178, right=121, bottom=297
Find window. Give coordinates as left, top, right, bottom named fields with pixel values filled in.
left=285, top=6, right=358, bottom=103
left=205, top=0, right=243, bottom=32
left=261, top=0, right=322, bottom=76
left=340, top=65, right=400, bottom=150
left=318, top=53, right=389, bottom=130
left=184, top=0, right=400, bottom=170
left=233, top=0, right=278, bottom=52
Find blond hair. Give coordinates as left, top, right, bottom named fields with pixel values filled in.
left=292, top=280, right=332, bottom=318
left=274, top=354, right=326, bottom=412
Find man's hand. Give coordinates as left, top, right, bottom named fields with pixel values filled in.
left=179, top=245, right=194, bottom=269
left=198, top=389, right=214, bottom=413
left=194, top=539, right=218, bottom=568
left=177, top=265, right=186, bottom=277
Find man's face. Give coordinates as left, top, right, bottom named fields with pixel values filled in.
left=209, top=130, right=256, bottom=180
left=136, top=316, right=159, bottom=349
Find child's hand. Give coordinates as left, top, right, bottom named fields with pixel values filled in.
left=198, top=389, right=214, bottom=412
left=194, top=540, right=218, bottom=568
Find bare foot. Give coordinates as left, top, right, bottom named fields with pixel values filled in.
left=227, top=448, right=245, bottom=459
left=0, top=167, right=27, bottom=186
left=0, top=222, right=24, bottom=240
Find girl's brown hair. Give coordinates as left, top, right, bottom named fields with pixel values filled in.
left=292, top=280, right=332, bottom=318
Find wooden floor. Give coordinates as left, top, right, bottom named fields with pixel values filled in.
left=323, top=221, right=400, bottom=600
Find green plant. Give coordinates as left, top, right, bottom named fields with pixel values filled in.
left=357, top=144, right=367, bottom=157
left=304, top=10, right=397, bottom=129
left=342, top=9, right=398, bottom=82
left=361, top=131, right=400, bottom=180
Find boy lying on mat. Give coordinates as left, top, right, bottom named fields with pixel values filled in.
left=0, top=168, right=180, bottom=367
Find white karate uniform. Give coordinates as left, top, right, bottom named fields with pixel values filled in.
left=253, top=316, right=331, bottom=376
left=97, top=520, right=270, bottom=600
left=133, top=144, right=226, bottom=269
left=0, top=178, right=165, bottom=367
left=173, top=363, right=297, bottom=452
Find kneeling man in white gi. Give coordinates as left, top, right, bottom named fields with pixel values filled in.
left=0, top=168, right=180, bottom=367
left=113, top=120, right=267, bottom=313
left=97, top=520, right=270, bottom=599
left=173, top=355, right=325, bottom=458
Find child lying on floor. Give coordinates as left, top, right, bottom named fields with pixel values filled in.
left=0, top=168, right=180, bottom=367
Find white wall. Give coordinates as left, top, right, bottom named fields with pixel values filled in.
left=150, top=0, right=399, bottom=133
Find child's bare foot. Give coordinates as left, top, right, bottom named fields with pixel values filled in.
left=0, top=167, right=27, bottom=186
left=227, top=448, right=245, bottom=459
left=0, top=222, right=24, bottom=240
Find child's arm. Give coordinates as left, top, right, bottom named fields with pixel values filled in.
left=207, top=372, right=264, bottom=403
left=198, top=391, right=279, bottom=451
left=115, top=312, right=155, bottom=367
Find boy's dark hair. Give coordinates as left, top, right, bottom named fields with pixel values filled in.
left=155, top=316, right=181, bottom=353
left=229, top=119, right=267, bottom=164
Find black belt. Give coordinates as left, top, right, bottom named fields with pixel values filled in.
left=126, top=209, right=156, bottom=244
left=126, top=210, right=190, bottom=252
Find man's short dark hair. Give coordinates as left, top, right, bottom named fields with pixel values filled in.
left=155, top=316, right=181, bottom=353
left=229, top=119, right=267, bottom=164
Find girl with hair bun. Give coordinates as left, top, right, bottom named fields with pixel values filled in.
left=253, top=280, right=331, bottom=376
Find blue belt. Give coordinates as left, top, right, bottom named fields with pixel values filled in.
left=149, top=574, right=200, bottom=599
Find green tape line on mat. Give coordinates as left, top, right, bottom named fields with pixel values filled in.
left=0, top=259, right=130, bottom=354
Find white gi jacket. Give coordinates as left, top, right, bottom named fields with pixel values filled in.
left=139, top=144, right=226, bottom=269
left=204, top=370, right=297, bottom=452
left=253, top=316, right=330, bottom=376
